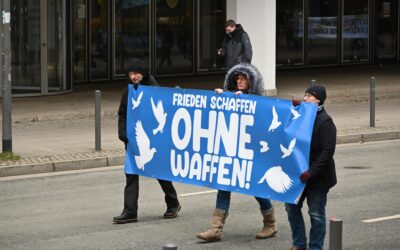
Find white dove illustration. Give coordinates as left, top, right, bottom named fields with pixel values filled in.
left=280, top=138, right=297, bottom=158
left=268, top=106, right=282, bottom=132
left=259, top=141, right=270, bottom=153
left=131, top=91, right=143, bottom=110
left=134, top=120, right=156, bottom=170
left=151, top=97, right=167, bottom=135
left=291, top=108, right=301, bottom=120
left=258, top=166, right=293, bottom=194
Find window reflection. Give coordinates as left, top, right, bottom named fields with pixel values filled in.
left=375, top=0, right=398, bottom=60
left=90, top=0, right=109, bottom=80
left=114, top=0, right=150, bottom=76
left=198, top=1, right=225, bottom=71
left=73, top=1, right=87, bottom=82
left=342, top=0, right=369, bottom=62
left=307, top=0, right=338, bottom=65
left=11, top=0, right=41, bottom=93
left=277, top=0, right=304, bottom=66
left=155, top=0, right=193, bottom=75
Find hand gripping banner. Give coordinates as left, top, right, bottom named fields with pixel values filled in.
left=125, top=85, right=317, bottom=204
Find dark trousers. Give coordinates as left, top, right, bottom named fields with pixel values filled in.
left=123, top=174, right=179, bottom=216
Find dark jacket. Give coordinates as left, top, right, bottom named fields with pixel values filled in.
left=118, top=72, right=158, bottom=145
left=223, top=63, right=263, bottom=96
left=222, top=24, right=253, bottom=70
left=307, top=107, right=337, bottom=191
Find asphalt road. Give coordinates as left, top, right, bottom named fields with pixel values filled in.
left=1, top=140, right=399, bottom=250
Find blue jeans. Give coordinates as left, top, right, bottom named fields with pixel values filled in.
left=285, top=188, right=327, bottom=250
left=216, top=190, right=272, bottom=212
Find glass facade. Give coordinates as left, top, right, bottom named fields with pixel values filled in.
left=307, top=0, right=339, bottom=65
left=276, top=0, right=304, bottom=66
left=375, top=0, right=399, bottom=61
left=114, top=0, right=150, bottom=76
left=155, top=0, right=194, bottom=75
left=5, top=0, right=400, bottom=95
left=342, top=0, right=369, bottom=62
left=197, top=1, right=226, bottom=71
left=11, top=0, right=42, bottom=94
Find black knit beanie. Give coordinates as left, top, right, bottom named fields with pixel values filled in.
left=305, top=85, right=327, bottom=105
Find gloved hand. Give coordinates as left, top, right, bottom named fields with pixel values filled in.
left=292, top=99, right=301, bottom=106
left=299, top=171, right=311, bottom=183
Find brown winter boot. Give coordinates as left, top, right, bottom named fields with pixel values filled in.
left=255, top=207, right=278, bottom=239
left=196, top=209, right=228, bottom=242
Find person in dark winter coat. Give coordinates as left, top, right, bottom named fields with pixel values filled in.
left=218, top=20, right=253, bottom=70
left=113, top=59, right=181, bottom=224
left=285, top=85, right=337, bottom=250
left=196, top=63, right=277, bottom=242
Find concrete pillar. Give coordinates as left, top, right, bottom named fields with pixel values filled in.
left=227, top=0, right=277, bottom=96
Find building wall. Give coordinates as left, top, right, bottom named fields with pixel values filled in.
left=227, top=0, right=277, bottom=95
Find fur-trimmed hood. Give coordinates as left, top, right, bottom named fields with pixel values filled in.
left=223, top=63, right=264, bottom=95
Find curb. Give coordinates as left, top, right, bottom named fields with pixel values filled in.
left=0, top=132, right=399, bottom=178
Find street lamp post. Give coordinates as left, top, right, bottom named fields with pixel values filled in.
left=2, top=0, right=13, bottom=152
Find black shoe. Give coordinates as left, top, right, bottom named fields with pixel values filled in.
left=113, top=212, right=137, bottom=224
left=163, top=204, right=181, bottom=219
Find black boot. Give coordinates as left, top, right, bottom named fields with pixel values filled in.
left=163, top=204, right=181, bottom=219
left=113, top=212, right=137, bottom=224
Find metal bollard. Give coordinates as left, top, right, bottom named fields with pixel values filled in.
left=329, top=218, right=343, bottom=250
left=370, top=77, right=376, bottom=127
left=95, top=90, right=102, bottom=150
left=163, top=243, right=177, bottom=250
left=310, top=79, right=316, bottom=86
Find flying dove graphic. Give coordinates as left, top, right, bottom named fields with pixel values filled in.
left=291, top=108, right=301, bottom=120
left=134, top=121, right=156, bottom=170
left=259, top=141, right=270, bottom=153
left=258, top=166, right=293, bottom=194
left=151, top=98, right=167, bottom=135
left=280, top=138, right=297, bottom=158
left=131, top=91, right=143, bottom=110
left=268, top=106, right=282, bottom=132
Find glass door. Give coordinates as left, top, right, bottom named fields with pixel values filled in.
left=307, top=0, right=339, bottom=65
left=197, top=0, right=226, bottom=71
left=374, top=0, right=398, bottom=61
left=342, top=0, right=370, bottom=63
left=11, top=0, right=42, bottom=94
left=155, top=0, right=194, bottom=76
left=277, top=0, right=304, bottom=66
left=48, top=0, right=67, bottom=92
left=90, top=0, right=110, bottom=80
left=113, top=0, right=150, bottom=77
left=72, top=0, right=87, bottom=82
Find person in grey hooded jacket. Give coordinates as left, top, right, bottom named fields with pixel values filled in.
left=218, top=20, right=253, bottom=70
left=196, top=63, right=277, bottom=242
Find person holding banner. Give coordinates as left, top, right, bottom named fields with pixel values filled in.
left=285, top=86, right=337, bottom=250
left=113, top=59, right=181, bottom=224
left=196, top=63, right=277, bottom=242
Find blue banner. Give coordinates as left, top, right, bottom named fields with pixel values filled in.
left=125, top=85, right=317, bottom=204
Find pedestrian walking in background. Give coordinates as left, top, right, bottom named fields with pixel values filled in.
left=218, top=20, right=253, bottom=70
left=286, top=86, right=337, bottom=250
left=196, top=63, right=277, bottom=242
left=113, top=59, right=181, bottom=224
